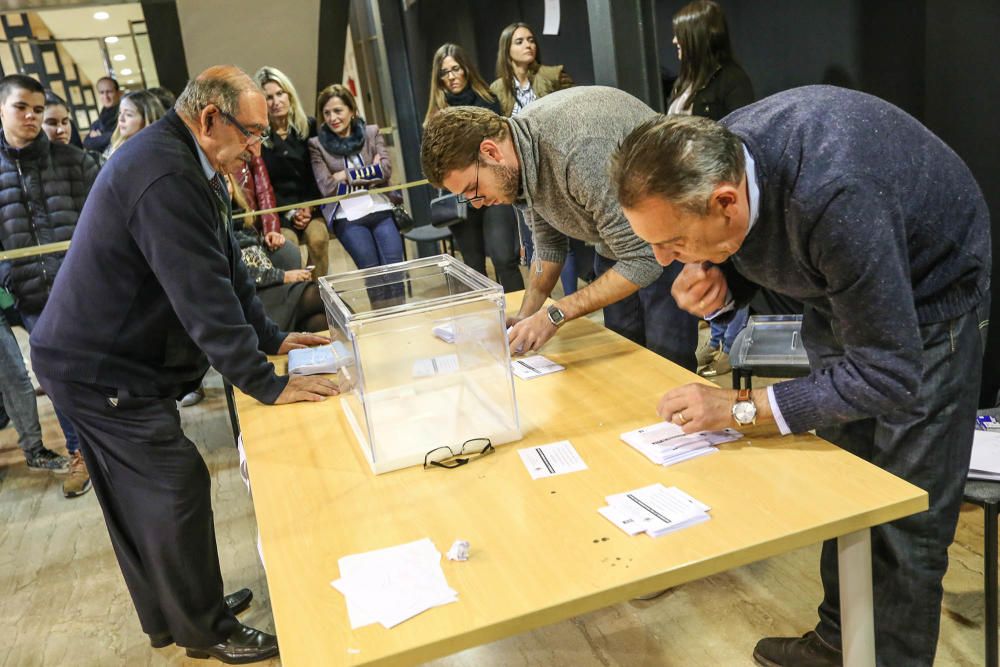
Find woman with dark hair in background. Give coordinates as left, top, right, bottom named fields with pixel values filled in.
left=425, top=43, right=523, bottom=293
left=42, top=93, right=75, bottom=147
left=309, top=84, right=403, bottom=307
left=491, top=21, right=590, bottom=297
left=667, top=0, right=754, bottom=377
left=255, top=66, right=329, bottom=278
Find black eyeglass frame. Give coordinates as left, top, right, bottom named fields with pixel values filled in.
left=456, top=153, right=485, bottom=205
left=423, top=438, right=495, bottom=469
left=218, top=109, right=271, bottom=147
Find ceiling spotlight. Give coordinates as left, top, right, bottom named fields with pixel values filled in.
left=120, top=68, right=133, bottom=76
left=113, top=54, right=126, bottom=62
left=93, top=11, right=110, bottom=20
left=127, top=79, right=136, bottom=84
left=104, top=36, right=119, bottom=44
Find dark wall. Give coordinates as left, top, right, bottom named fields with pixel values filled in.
left=141, top=0, right=189, bottom=97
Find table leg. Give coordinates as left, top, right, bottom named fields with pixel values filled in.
left=839, top=528, right=875, bottom=667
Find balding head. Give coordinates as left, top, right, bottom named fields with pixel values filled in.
left=175, top=65, right=261, bottom=121
left=175, top=65, right=269, bottom=175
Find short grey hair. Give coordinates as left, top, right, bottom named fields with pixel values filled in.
left=611, top=114, right=745, bottom=214
left=175, top=65, right=260, bottom=120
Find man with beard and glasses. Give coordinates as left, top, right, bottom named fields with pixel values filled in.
left=30, top=65, right=337, bottom=663
left=420, top=86, right=699, bottom=368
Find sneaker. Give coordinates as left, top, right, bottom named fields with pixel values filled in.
left=700, top=351, right=732, bottom=377
left=179, top=386, right=206, bottom=407
left=63, top=451, right=92, bottom=498
left=696, top=340, right=720, bottom=369
left=753, top=631, right=842, bottom=666
left=25, top=447, right=70, bottom=474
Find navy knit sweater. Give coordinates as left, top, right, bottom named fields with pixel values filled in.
left=721, top=85, right=990, bottom=433
left=30, top=111, right=289, bottom=403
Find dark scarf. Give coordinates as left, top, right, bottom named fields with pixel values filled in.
left=318, top=118, right=366, bottom=157
left=444, top=85, right=480, bottom=107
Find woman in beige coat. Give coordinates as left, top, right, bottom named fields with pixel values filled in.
left=490, top=22, right=573, bottom=117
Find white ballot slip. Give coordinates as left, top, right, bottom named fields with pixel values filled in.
left=288, top=341, right=352, bottom=375
left=511, top=355, right=565, bottom=380
left=600, top=484, right=711, bottom=538
left=432, top=322, right=455, bottom=343
left=970, top=430, right=1000, bottom=481
left=412, top=354, right=460, bottom=378
left=620, top=420, right=741, bottom=466
left=517, top=440, right=588, bottom=479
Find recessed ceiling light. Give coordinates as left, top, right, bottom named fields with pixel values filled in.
left=93, top=11, right=110, bottom=20
left=120, top=68, right=133, bottom=76
left=104, top=36, right=119, bottom=44
left=113, top=54, right=126, bottom=62
left=127, top=79, right=136, bottom=84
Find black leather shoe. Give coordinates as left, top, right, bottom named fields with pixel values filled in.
left=185, top=623, right=279, bottom=664
left=148, top=588, right=254, bottom=648
left=753, top=631, right=842, bottom=666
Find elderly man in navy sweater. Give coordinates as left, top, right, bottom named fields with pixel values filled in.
left=30, top=65, right=337, bottom=664
left=613, top=86, right=990, bottom=666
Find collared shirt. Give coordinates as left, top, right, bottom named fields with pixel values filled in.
left=511, top=77, right=537, bottom=116
left=185, top=125, right=231, bottom=224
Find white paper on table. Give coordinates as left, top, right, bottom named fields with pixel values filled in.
left=412, top=353, right=460, bottom=378
left=340, top=192, right=376, bottom=220
left=517, top=440, right=588, bottom=479
left=331, top=538, right=458, bottom=629
left=970, top=430, right=1000, bottom=477
left=511, top=354, right=565, bottom=379
left=432, top=322, right=455, bottom=343
left=602, top=484, right=711, bottom=537
left=543, top=0, right=561, bottom=34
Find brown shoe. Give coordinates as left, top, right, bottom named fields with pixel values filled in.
left=753, top=631, right=842, bottom=666
left=63, top=451, right=92, bottom=498
left=701, top=351, right=732, bottom=377
left=696, top=340, right=720, bottom=369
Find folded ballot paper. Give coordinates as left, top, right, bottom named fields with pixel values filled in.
left=969, top=429, right=1000, bottom=481
left=331, top=538, right=458, bottom=629
left=287, top=341, right=352, bottom=375
left=432, top=322, right=455, bottom=343
left=599, top=483, right=711, bottom=538
left=620, top=421, right=742, bottom=466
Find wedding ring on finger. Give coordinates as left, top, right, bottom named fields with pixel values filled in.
left=675, top=411, right=687, bottom=424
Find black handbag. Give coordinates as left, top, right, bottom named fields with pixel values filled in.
left=429, top=191, right=467, bottom=228
left=390, top=205, right=414, bottom=233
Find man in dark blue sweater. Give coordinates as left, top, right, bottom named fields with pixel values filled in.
left=613, top=86, right=990, bottom=666
left=31, top=65, right=337, bottom=663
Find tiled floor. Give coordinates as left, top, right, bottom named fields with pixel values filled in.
left=0, top=240, right=989, bottom=666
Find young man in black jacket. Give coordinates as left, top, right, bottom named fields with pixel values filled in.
left=0, top=74, right=98, bottom=496
left=31, top=65, right=337, bottom=663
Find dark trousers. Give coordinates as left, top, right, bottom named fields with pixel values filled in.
left=594, top=254, right=699, bottom=371
left=451, top=205, right=524, bottom=293
left=38, top=376, right=238, bottom=648
left=804, top=304, right=985, bottom=666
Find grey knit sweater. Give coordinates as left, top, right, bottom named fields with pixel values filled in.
left=508, top=86, right=663, bottom=288
left=721, top=85, right=991, bottom=433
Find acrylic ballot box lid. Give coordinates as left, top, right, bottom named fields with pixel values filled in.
left=731, top=314, right=809, bottom=369
left=318, top=254, right=521, bottom=475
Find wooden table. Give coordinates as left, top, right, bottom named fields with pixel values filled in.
left=234, top=294, right=927, bottom=667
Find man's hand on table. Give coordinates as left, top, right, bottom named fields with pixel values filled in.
left=274, top=375, right=339, bottom=404
left=657, top=383, right=774, bottom=434
left=507, top=309, right=558, bottom=355
left=278, top=331, right=329, bottom=354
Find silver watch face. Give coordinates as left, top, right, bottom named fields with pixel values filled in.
left=547, top=306, right=565, bottom=327
left=732, top=400, right=757, bottom=424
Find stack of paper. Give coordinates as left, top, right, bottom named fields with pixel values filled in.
left=331, top=538, right=458, bottom=629
left=620, top=421, right=741, bottom=466
left=288, top=341, right=352, bottom=375
left=599, top=483, right=711, bottom=538
left=432, top=322, right=455, bottom=343
left=970, top=430, right=1000, bottom=481
left=511, top=354, right=565, bottom=380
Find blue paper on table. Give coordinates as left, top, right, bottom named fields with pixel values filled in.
left=288, top=342, right=352, bottom=375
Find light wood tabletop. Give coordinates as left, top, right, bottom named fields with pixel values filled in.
left=234, top=292, right=927, bottom=667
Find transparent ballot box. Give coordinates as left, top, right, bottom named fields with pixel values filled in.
left=318, top=254, right=521, bottom=474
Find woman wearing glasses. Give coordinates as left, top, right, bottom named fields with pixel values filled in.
left=424, top=43, right=523, bottom=293
left=254, top=66, right=329, bottom=278
left=308, top=84, right=403, bottom=307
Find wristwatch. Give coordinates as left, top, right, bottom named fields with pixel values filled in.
left=546, top=304, right=567, bottom=328
left=732, top=388, right=758, bottom=425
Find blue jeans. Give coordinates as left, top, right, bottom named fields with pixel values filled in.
left=0, top=309, right=43, bottom=456
left=331, top=212, right=404, bottom=307
left=20, top=310, right=79, bottom=454
left=594, top=254, right=700, bottom=371
left=804, top=303, right=985, bottom=666
left=709, top=305, right=750, bottom=354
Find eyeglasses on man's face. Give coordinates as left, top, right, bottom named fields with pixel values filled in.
left=439, top=65, right=464, bottom=80
left=424, top=438, right=494, bottom=469
left=457, top=156, right=485, bottom=205
left=219, top=109, right=270, bottom=147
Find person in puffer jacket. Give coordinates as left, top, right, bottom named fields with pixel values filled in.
left=0, top=73, right=98, bottom=499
